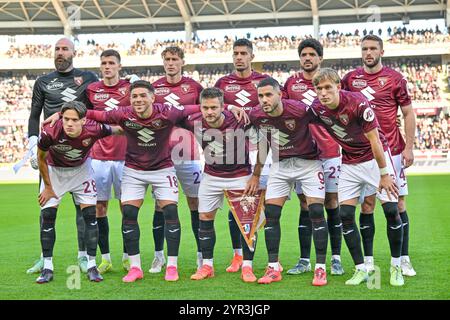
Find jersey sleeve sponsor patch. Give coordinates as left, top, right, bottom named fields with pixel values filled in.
left=363, top=106, right=375, bottom=122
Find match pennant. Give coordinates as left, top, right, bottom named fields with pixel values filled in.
left=224, top=189, right=266, bottom=252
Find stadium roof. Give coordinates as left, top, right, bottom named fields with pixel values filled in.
left=0, top=0, right=448, bottom=35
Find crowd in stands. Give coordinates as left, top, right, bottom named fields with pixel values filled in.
left=4, top=25, right=450, bottom=59
left=0, top=58, right=448, bottom=163
left=0, top=76, right=33, bottom=163
left=415, top=113, right=450, bottom=151
left=0, top=125, right=26, bottom=163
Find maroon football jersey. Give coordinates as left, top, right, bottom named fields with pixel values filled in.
left=86, top=103, right=199, bottom=171
left=249, top=99, right=319, bottom=161
left=342, top=66, right=412, bottom=155
left=182, top=110, right=251, bottom=178
left=38, top=119, right=112, bottom=167
left=153, top=76, right=203, bottom=161
left=284, top=74, right=341, bottom=159
left=86, top=79, right=130, bottom=161
left=215, top=71, right=269, bottom=113
left=311, top=90, right=389, bottom=164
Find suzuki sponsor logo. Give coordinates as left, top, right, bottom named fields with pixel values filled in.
left=301, top=89, right=317, bottom=106
left=61, top=88, right=77, bottom=102
left=137, top=128, right=155, bottom=143
left=235, top=90, right=251, bottom=106
left=65, top=149, right=83, bottom=160
left=104, top=98, right=120, bottom=111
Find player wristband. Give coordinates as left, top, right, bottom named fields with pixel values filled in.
left=227, top=105, right=235, bottom=111
left=379, top=167, right=388, bottom=176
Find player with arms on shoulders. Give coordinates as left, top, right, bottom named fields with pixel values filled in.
left=150, top=46, right=204, bottom=273
left=86, top=49, right=132, bottom=274
left=341, top=35, right=416, bottom=276
left=284, top=39, right=343, bottom=276
left=250, top=77, right=329, bottom=286
left=181, top=87, right=260, bottom=283
left=312, top=68, right=405, bottom=286
left=215, top=39, right=271, bottom=273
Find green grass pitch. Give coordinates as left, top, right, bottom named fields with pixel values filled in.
left=0, top=175, right=449, bottom=300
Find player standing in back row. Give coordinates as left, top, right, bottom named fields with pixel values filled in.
left=283, top=39, right=344, bottom=276
left=215, top=38, right=271, bottom=273
left=86, top=49, right=131, bottom=274
left=150, top=46, right=204, bottom=273
left=342, top=35, right=416, bottom=276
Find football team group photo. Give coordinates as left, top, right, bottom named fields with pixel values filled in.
left=1, top=0, right=449, bottom=301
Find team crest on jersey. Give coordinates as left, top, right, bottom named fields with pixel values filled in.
left=82, top=138, right=92, bottom=147
left=181, top=84, right=190, bottom=94
left=225, top=84, right=241, bottom=92
left=285, top=119, right=296, bottom=131
left=74, top=77, right=83, bottom=86
left=292, top=83, right=308, bottom=92
left=338, top=114, right=349, bottom=126
left=352, top=79, right=367, bottom=89
left=119, top=87, right=127, bottom=96
left=252, top=80, right=260, bottom=89
left=378, top=77, right=388, bottom=88
left=155, top=87, right=170, bottom=95
left=151, top=119, right=164, bottom=129
left=319, top=116, right=333, bottom=126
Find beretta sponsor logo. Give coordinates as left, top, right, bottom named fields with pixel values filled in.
left=155, top=87, right=170, bottom=95
left=225, top=84, right=241, bottom=92
left=94, top=93, right=109, bottom=101
left=352, top=79, right=367, bottom=88
left=292, top=83, right=308, bottom=92
left=46, top=82, right=64, bottom=90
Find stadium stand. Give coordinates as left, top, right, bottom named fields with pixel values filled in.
left=4, top=26, right=450, bottom=59
left=1, top=56, right=448, bottom=164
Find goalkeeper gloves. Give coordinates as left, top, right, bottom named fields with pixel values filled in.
left=27, top=135, right=38, bottom=170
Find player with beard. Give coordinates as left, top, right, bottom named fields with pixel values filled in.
left=283, top=39, right=344, bottom=276
left=26, top=38, right=98, bottom=275
left=86, top=49, right=131, bottom=274
left=342, top=35, right=416, bottom=276
left=150, top=47, right=204, bottom=273
left=250, top=77, right=328, bottom=286
left=181, top=88, right=261, bottom=283
left=214, top=39, right=272, bottom=274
